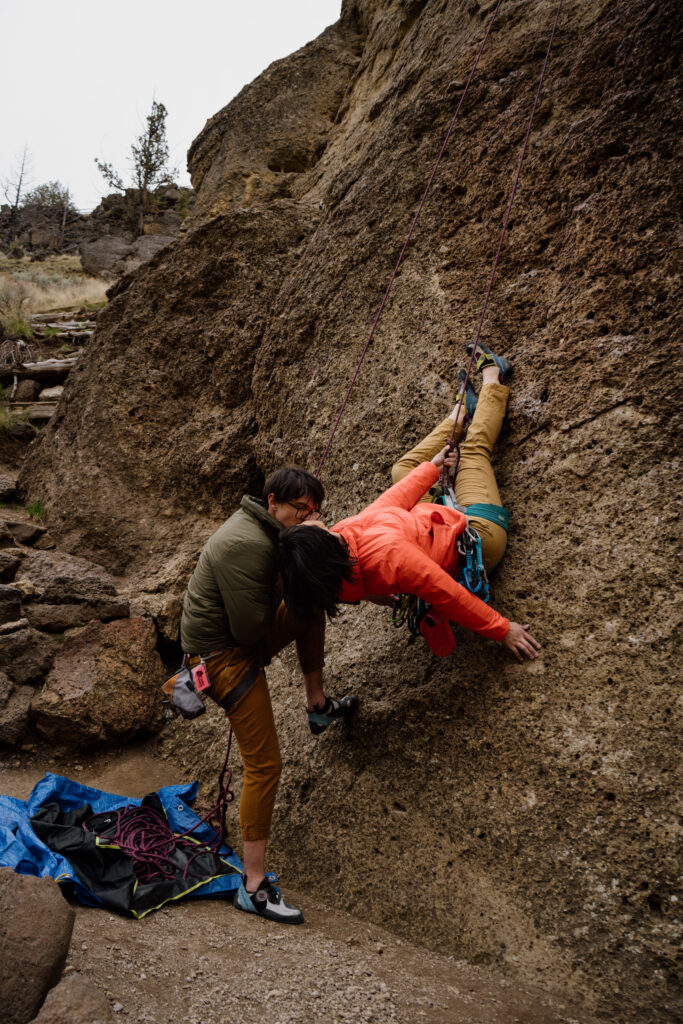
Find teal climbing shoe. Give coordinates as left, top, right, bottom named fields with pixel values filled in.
left=457, top=369, right=478, bottom=420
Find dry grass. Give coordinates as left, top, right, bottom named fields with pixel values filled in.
left=0, top=255, right=107, bottom=314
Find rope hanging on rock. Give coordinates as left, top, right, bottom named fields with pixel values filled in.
left=315, top=0, right=505, bottom=477
left=442, top=0, right=564, bottom=489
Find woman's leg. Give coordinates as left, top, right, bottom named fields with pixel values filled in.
left=454, top=367, right=509, bottom=570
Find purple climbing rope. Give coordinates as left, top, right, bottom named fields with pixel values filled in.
left=83, top=731, right=235, bottom=883
left=315, top=0, right=505, bottom=476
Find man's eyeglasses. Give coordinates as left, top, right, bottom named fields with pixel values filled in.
left=286, top=501, right=322, bottom=522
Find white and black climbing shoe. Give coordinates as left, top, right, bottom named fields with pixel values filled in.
left=234, top=875, right=304, bottom=925
left=307, top=694, right=359, bottom=735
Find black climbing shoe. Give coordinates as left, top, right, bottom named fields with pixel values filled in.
left=307, top=694, right=358, bottom=735
left=234, top=875, right=304, bottom=925
left=457, top=369, right=478, bottom=420
left=465, top=340, right=513, bottom=384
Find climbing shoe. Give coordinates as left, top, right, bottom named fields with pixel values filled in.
left=307, top=694, right=359, bottom=735
left=234, top=875, right=304, bottom=925
left=457, top=368, right=478, bottom=420
left=465, top=340, right=513, bottom=384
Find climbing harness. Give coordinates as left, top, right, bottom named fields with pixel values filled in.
left=391, top=483, right=490, bottom=645
left=434, top=485, right=490, bottom=603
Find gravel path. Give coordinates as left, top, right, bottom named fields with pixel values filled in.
left=63, top=893, right=581, bottom=1024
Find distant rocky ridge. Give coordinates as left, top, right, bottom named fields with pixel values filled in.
left=0, top=185, right=195, bottom=280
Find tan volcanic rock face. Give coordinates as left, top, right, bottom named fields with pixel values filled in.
left=19, top=2, right=681, bottom=1021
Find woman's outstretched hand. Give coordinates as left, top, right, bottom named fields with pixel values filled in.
left=431, top=444, right=459, bottom=471
left=502, top=622, right=541, bottom=660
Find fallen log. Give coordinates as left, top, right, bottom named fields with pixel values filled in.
left=44, top=321, right=96, bottom=330
left=18, top=403, right=58, bottom=422
left=13, top=356, right=79, bottom=377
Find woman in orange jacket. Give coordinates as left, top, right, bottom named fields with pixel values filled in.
left=277, top=342, right=541, bottom=668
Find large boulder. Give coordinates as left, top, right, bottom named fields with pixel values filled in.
left=3, top=522, right=46, bottom=546
left=31, top=617, right=165, bottom=747
left=13, top=380, right=41, bottom=403
left=129, top=591, right=182, bottom=643
left=0, top=623, right=55, bottom=685
left=0, top=670, right=33, bottom=745
left=0, top=869, right=75, bottom=1024
left=0, top=584, right=22, bottom=625
left=0, top=521, right=20, bottom=548
left=16, top=550, right=129, bottom=631
left=7, top=421, right=36, bottom=444
left=78, top=236, right=131, bottom=278
left=0, top=551, right=23, bottom=582
left=32, top=973, right=114, bottom=1024
left=80, top=233, right=175, bottom=282
left=0, top=474, right=17, bottom=502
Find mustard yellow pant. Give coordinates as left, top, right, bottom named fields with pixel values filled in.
left=391, top=381, right=510, bottom=570
left=191, top=604, right=324, bottom=843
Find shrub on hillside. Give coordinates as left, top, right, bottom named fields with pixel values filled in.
left=0, top=278, right=32, bottom=340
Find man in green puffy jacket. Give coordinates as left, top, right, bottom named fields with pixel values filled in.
left=180, top=465, right=357, bottom=925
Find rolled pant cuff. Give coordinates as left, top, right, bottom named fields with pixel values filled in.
left=241, top=825, right=272, bottom=842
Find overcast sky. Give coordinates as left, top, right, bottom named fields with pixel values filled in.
left=1, top=0, right=342, bottom=212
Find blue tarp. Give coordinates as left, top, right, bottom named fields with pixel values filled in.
left=0, top=772, right=243, bottom=909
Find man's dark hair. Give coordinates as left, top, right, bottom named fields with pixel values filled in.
left=263, top=466, right=324, bottom=506
left=277, top=526, right=357, bottom=622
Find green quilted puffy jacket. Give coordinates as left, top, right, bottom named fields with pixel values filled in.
left=180, top=495, right=283, bottom=655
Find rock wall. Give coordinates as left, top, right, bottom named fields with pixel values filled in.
left=19, top=1, right=681, bottom=1020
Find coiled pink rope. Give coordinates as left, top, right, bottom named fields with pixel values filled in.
left=83, top=733, right=235, bottom=883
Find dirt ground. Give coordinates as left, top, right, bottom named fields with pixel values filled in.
left=1, top=741, right=589, bottom=1024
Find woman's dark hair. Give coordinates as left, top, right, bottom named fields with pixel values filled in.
left=263, top=465, right=324, bottom=506
left=277, top=526, right=357, bottom=622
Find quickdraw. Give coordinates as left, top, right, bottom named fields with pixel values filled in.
left=433, top=483, right=490, bottom=604
left=390, top=594, right=431, bottom=636
left=457, top=526, right=489, bottom=603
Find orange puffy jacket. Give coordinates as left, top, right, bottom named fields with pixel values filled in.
left=332, top=461, right=509, bottom=641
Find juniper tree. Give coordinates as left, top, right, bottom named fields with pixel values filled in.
left=95, top=100, right=176, bottom=236
left=23, top=181, right=76, bottom=249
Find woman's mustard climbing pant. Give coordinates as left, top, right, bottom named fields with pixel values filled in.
left=391, top=380, right=510, bottom=571
left=190, top=604, right=324, bottom=843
